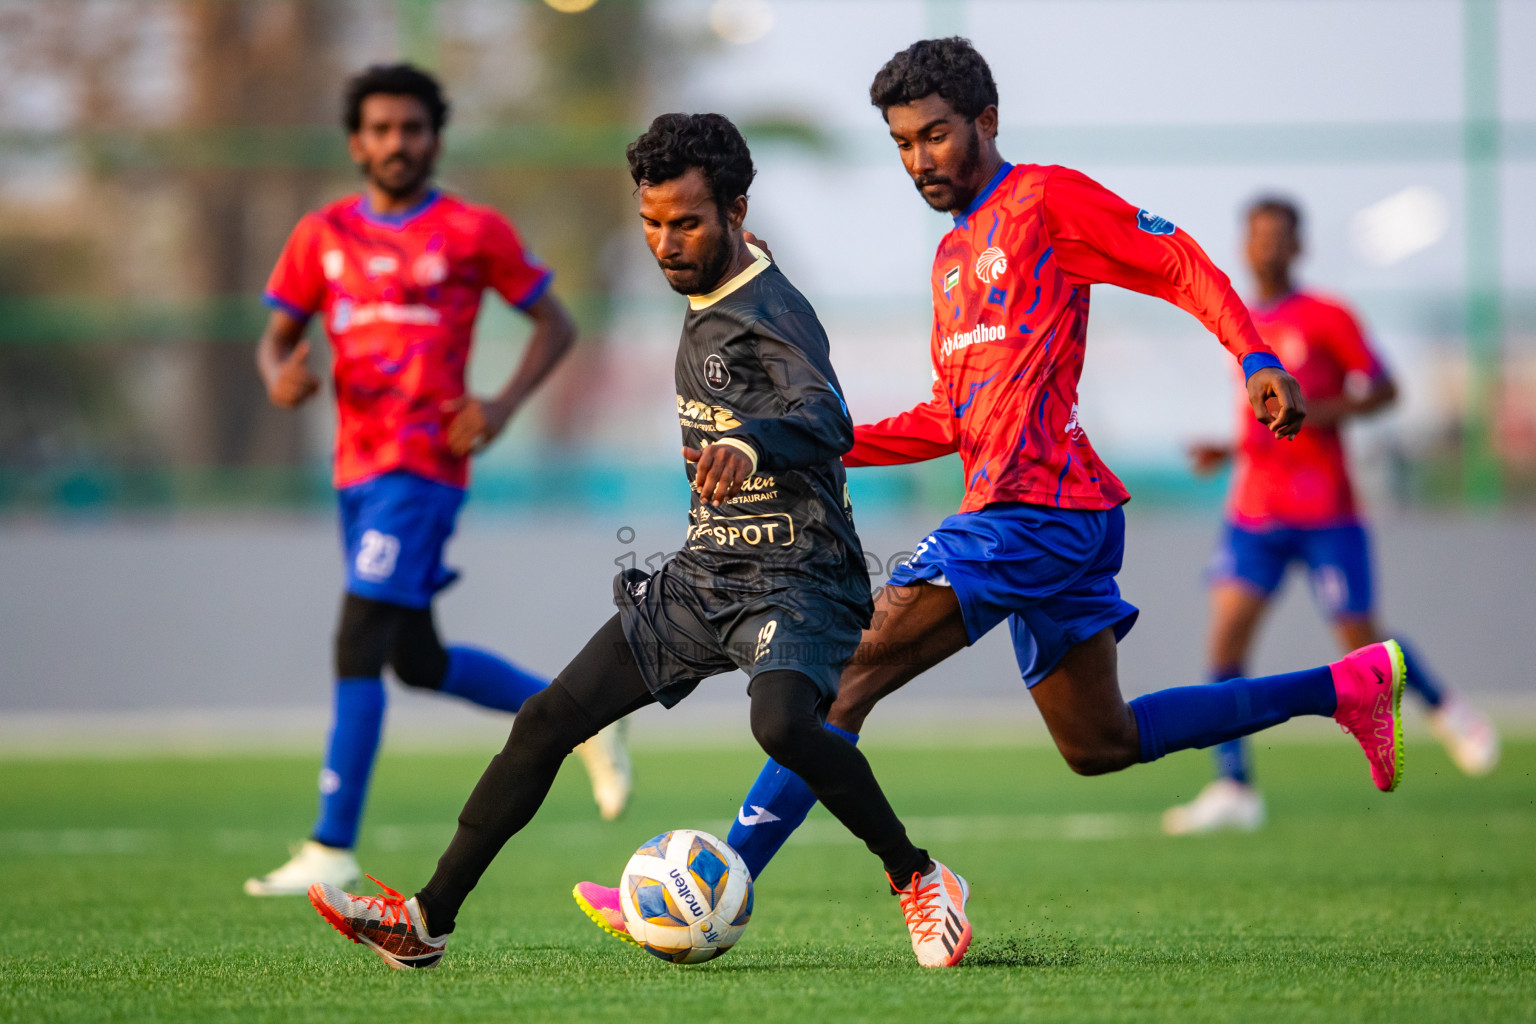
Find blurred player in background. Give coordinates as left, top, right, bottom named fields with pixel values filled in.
left=245, top=64, right=630, bottom=897
left=309, top=113, right=974, bottom=970
left=1162, top=197, right=1499, bottom=835
left=575, top=38, right=1412, bottom=931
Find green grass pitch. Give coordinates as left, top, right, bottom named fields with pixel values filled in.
left=2, top=736, right=1532, bottom=1023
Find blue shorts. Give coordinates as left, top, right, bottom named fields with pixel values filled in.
left=1209, top=521, right=1374, bottom=619
left=887, top=503, right=1140, bottom=687
left=337, top=471, right=465, bottom=608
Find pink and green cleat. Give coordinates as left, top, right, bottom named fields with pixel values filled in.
left=1331, top=640, right=1406, bottom=792
left=572, top=881, right=637, bottom=946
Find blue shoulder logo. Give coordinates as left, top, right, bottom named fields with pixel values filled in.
left=1137, top=209, right=1176, bottom=235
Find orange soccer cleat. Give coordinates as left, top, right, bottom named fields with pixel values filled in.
left=890, top=860, right=972, bottom=968
left=308, top=875, right=448, bottom=970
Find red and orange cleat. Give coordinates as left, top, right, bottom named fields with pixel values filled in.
left=890, top=860, right=971, bottom=968
left=1331, top=640, right=1406, bottom=792
left=308, top=875, right=447, bottom=970
left=572, top=881, right=637, bottom=946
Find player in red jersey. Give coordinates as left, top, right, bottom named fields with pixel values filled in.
left=1163, top=197, right=1499, bottom=835
left=575, top=40, right=1410, bottom=941
left=245, top=65, right=629, bottom=897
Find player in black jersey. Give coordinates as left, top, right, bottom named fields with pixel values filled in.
left=308, top=113, right=974, bottom=970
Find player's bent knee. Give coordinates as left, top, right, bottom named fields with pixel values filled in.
left=391, top=636, right=449, bottom=691
left=385, top=607, right=449, bottom=690
left=393, top=666, right=443, bottom=690
left=1061, top=752, right=1111, bottom=776
left=747, top=672, right=823, bottom=767
left=747, top=697, right=797, bottom=758
left=506, top=686, right=560, bottom=742
left=334, top=594, right=402, bottom=679
left=1059, top=741, right=1138, bottom=776
left=509, top=681, right=594, bottom=757
left=749, top=713, right=809, bottom=765
left=392, top=650, right=446, bottom=690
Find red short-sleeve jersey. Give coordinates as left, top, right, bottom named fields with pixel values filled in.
left=264, top=191, right=552, bottom=489
left=847, top=163, right=1278, bottom=513
left=1228, top=292, right=1386, bottom=528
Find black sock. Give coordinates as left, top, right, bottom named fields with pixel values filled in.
left=747, top=671, right=928, bottom=883
left=413, top=887, right=457, bottom=936
left=413, top=616, right=654, bottom=935
left=414, top=683, right=591, bottom=935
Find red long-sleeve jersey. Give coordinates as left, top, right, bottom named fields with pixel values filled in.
left=1230, top=291, right=1385, bottom=529
left=847, top=163, right=1279, bottom=512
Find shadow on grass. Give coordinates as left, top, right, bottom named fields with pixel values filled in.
left=696, top=946, right=911, bottom=973
left=681, top=935, right=1084, bottom=973
left=960, top=935, right=1082, bottom=969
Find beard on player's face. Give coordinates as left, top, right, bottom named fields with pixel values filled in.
left=913, top=124, right=983, bottom=213
left=656, top=210, right=736, bottom=296
left=364, top=150, right=436, bottom=201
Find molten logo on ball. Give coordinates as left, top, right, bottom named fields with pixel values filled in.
left=619, top=829, right=753, bottom=964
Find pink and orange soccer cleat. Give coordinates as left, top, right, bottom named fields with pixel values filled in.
left=572, top=881, right=637, bottom=946
left=890, top=860, right=971, bottom=968
left=1331, top=640, right=1406, bottom=792
left=308, top=876, right=447, bottom=969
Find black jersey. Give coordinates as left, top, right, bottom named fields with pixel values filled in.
left=668, top=245, right=873, bottom=619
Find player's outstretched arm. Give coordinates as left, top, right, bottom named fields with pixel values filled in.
left=255, top=308, right=319, bottom=409
left=845, top=400, right=957, bottom=467
left=1041, top=168, right=1288, bottom=380
left=444, top=290, right=577, bottom=457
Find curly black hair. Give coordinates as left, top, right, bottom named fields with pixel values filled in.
left=1247, top=195, right=1303, bottom=235
left=626, top=113, right=756, bottom=214
left=869, top=37, right=998, bottom=121
left=344, top=63, right=450, bottom=134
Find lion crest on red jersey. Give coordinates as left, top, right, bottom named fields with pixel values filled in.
left=974, top=247, right=1008, bottom=283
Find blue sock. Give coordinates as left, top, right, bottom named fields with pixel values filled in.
left=1396, top=637, right=1446, bottom=708
left=726, top=723, right=858, bottom=880
left=438, top=645, right=548, bottom=713
left=1131, top=666, right=1336, bottom=764
left=1212, top=738, right=1251, bottom=785
left=1207, top=667, right=1252, bottom=785
left=311, top=677, right=386, bottom=849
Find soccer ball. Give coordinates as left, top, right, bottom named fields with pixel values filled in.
left=619, top=829, right=753, bottom=964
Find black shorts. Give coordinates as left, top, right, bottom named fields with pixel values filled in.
left=612, top=564, right=867, bottom=707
